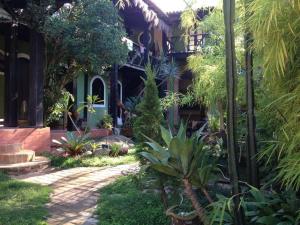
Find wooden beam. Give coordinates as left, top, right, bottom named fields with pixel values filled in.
left=4, top=23, right=18, bottom=127
left=28, top=30, right=45, bottom=127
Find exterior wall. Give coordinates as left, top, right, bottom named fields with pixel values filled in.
left=0, top=127, right=51, bottom=152
left=0, top=73, right=4, bottom=120
left=76, top=72, right=110, bottom=128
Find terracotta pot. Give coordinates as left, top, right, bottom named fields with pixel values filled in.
left=166, top=205, right=201, bottom=225
left=121, top=127, right=133, bottom=137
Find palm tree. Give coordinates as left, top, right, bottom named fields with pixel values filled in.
left=223, top=0, right=246, bottom=224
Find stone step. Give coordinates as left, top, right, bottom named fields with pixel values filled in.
left=0, top=143, right=22, bottom=153
left=0, top=150, right=35, bottom=164
left=0, top=156, right=50, bottom=175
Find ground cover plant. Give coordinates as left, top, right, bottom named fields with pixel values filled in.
left=48, top=149, right=137, bottom=169
left=97, top=175, right=170, bottom=225
left=0, top=173, right=51, bottom=225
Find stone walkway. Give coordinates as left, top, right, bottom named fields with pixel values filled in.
left=17, top=164, right=139, bottom=225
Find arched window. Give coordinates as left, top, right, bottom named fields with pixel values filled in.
left=117, top=80, right=122, bottom=102
left=90, top=76, right=106, bottom=107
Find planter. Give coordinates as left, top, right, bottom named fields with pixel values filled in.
left=121, top=127, right=133, bottom=137
left=166, top=205, right=201, bottom=225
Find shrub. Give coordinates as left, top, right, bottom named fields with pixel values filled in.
left=52, top=132, right=90, bottom=156
left=109, top=143, right=122, bottom=157
left=133, top=64, right=163, bottom=143
left=98, top=114, right=113, bottom=129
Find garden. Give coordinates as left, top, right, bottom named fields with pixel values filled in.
left=1, top=0, right=300, bottom=225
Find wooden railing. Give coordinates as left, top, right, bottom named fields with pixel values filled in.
left=123, top=37, right=160, bottom=69
left=167, top=33, right=209, bottom=54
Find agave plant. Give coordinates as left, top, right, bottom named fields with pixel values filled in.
left=53, top=132, right=90, bottom=157
left=140, top=122, right=217, bottom=224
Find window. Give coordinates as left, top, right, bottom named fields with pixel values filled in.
left=90, top=76, right=106, bottom=107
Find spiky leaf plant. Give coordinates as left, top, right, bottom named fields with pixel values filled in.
left=140, top=123, right=218, bottom=224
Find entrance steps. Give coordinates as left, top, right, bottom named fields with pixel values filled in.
left=0, top=143, right=50, bottom=175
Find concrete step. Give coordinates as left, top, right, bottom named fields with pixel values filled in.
left=0, top=156, right=50, bottom=175
left=0, top=150, right=35, bottom=164
left=0, top=143, right=22, bottom=153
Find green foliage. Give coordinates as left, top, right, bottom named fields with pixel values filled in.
left=141, top=122, right=217, bottom=187
left=124, top=96, right=141, bottom=114
left=97, top=175, right=170, bottom=225
left=28, top=0, right=128, bottom=120
left=98, top=114, right=113, bottom=129
left=52, top=132, right=90, bottom=156
left=47, top=90, right=74, bottom=125
left=244, top=188, right=300, bottom=225
left=185, top=9, right=245, bottom=130
left=0, top=172, right=51, bottom=225
left=47, top=149, right=137, bottom=168
left=133, top=65, right=163, bottom=143
left=110, top=143, right=122, bottom=157
left=248, top=0, right=300, bottom=190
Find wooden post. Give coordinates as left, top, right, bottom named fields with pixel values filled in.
left=28, top=30, right=45, bottom=127
left=223, top=0, right=246, bottom=224
left=4, top=23, right=18, bottom=127
left=110, top=64, right=118, bottom=127
left=84, top=73, right=88, bottom=120
left=143, top=23, right=151, bottom=65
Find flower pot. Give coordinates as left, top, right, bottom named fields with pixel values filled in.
left=121, top=127, right=133, bottom=137
left=166, top=205, right=201, bottom=225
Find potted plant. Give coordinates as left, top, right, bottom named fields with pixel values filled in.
left=166, top=205, right=200, bottom=225
left=140, top=123, right=217, bottom=225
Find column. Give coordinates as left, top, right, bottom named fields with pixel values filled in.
left=4, top=23, right=18, bottom=127
left=109, top=64, right=118, bottom=127
left=28, top=30, right=45, bottom=127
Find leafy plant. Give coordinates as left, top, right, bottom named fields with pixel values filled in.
left=110, top=143, right=122, bottom=157
left=244, top=188, right=300, bottom=225
left=133, top=64, right=163, bottom=143
left=52, top=132, right=90, bottom=157
left=98, top=114, right=113, bottom=129
left=140, top=122, right=218, bottom=224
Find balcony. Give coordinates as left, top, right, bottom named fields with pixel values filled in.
left=166, top=33, right=208, bottom=55
left=122, top=37, right=160, bottom=70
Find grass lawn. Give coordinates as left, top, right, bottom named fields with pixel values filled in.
left=97, top=175, right=170, bottom=225
left=48, top=149, right=138, bottom=169
left=0, top=172, right=51, bottom=225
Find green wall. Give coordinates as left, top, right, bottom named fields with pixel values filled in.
left=76, top=73, right=110, bottom=128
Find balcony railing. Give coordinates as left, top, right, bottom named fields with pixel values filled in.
left=167, top=33, right=208, bottom=54
left=123, top=37, right=160, bottom=69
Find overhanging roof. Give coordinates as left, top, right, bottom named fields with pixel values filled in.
left=130, top=0, right=171, bottom=33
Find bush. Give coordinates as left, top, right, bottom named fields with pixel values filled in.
left=133, top=64, right=163, bottom=143
left=52, top=132, right=90, bottom=156
left=98, top=114, right=113, bottom=129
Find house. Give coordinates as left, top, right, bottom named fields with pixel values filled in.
left=0, top=0, right=211, bottom=154
left=71, top=0, right=171, bottom=129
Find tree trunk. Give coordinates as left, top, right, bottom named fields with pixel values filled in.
left=201, top=187, right=213, bottom=204
left=244, top=0, right=260, bottom=188
left=223, top=1, right=246, bottom=224
left=183, top=179, right=207, bottom=225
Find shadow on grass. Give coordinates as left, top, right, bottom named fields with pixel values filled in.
left=0, top=173, right=51, bottom=225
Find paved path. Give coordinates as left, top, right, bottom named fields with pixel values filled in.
left=17, top=164, right=139, bottom=225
